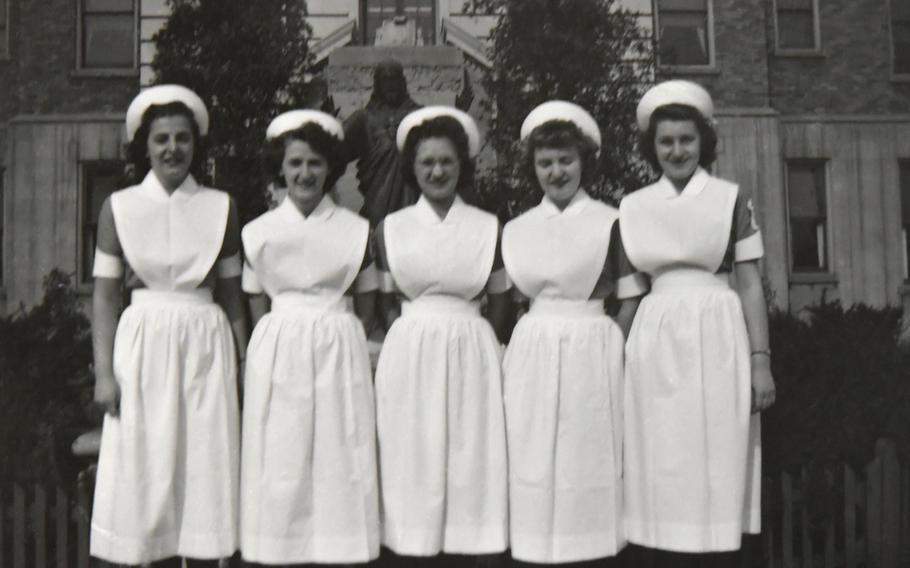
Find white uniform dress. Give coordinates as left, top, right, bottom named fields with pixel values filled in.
left=502, top=190, right=647, bottom=564
left=374, top=195, right=510, bottom=556
left=239, top=195, right=380, bottom=564
left=90, top=173, right=241, bottom=564
left=620, top=168, right=764, bottom=553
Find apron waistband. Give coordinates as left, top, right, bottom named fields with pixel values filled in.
left=529, top=298, right=603, bottom=317
left=131, top=289, right=213, bottom=304
left=402, top=296, right=480, bottom=317
left=651, top=268, right=730, bottom=294
left=271, top=292, right=349, bottom=313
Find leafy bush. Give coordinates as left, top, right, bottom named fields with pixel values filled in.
left=0, top=270, right=95, bottom=487
left=764, top=300, right=910, bottom=475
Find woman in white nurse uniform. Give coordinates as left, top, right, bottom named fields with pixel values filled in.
left=90, top=85, right=248, bottom=567
left=373, top=107, right=511, bottom=566
left=502, top=101, right=647, bottom=567
left=620, top=80, right=776, bottom=567
left=240, top=110, right=380, bottom=566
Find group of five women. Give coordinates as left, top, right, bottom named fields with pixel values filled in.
left=90, top=79, right=776, bottom=568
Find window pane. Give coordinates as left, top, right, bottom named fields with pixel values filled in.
left=82, top=164, right=122, bottom=282
left=788, top=162, right=827, bottom=271
left=790, top=219, right=826, bottom=270
left=778, top=10, right=815, bottom=49
left=85, top=0, right=132, bottom=13
left=894, top=22, right=910, bottom=74
left=659, top=0, right=706, bottom=11
left=659, top=12, right=709, bottom=65
left=83, top=14, right=133, bottom=68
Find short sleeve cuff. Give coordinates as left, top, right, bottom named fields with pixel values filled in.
left=486, top=268, right=512, bottom=295
left=241, top=262, right=264, bottom=294
left=354, top=263, right=380, bottom=293
left=217, top=253, right=242, bottom=279
left=735, top=231, right=764, bottom=262
left=378, top=270, right=397, bottom=294
left=616, top=272, right=649, bottom=300
left=92, top=248, right=124, bottom=279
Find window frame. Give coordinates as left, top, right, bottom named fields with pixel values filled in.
left=784, top=158, right=832, bottom=276
left=75, top=0, right=139, bottom=73
left=360, top=0, right=437, bottom=46
left=654, top=0, right=716, bottom=72
left=78, top=160, right=124, bottom=285
left=772, top=0, right=821, bottom=55
left=889, top=0, right=910, bottom=80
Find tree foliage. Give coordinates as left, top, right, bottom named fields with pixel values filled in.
left=478, top=0, right=654, bottom=218
left=151, top=0, right=314, bottom=220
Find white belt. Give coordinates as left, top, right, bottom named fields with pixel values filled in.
left=401, top=295, right=480, bottom=317
left=271, top=292, right=348, bottom=314
left=529, top=298, right=603, bottom=317
left=651, top=268, right=729, bottom=294
left=131, top=289, right=213, bottom=304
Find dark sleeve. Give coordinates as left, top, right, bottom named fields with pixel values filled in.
left=218, top=197, right=242, bottom=259
left=372, top=219, right=390, bottom=272
left=360, top=228, right=375, bottom=272
left=95, top=196, right=123, bottom=256
left=342, top=110, right=368, bottom=164
left=492, top=223, right=504, bottom=271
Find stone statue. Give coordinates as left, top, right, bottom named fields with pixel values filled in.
left=343, top=58, right=422, bottom=226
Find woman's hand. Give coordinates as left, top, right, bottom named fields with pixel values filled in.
left=94, top=374, right=121, bottom=417
left=750, top=355, right=776, bottom=413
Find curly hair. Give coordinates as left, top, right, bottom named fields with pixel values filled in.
left=400, top=115, right=475, bottom=195
left=521, top=120, right=600, bottom=190
left=262, top=122, right=347, bottom=191
left=638, top=103, right=718, bottom=171
left=126, top=102, right=206, bottom=183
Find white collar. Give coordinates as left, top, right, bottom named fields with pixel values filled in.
left=656, top=167, right=710, bottom=198
left=140, top=171, right=200, bottom=202
left=538, top=188, right=591, bottom=218
left=278, top=193, right=336, bottom=224
left=414, top=194, right=467, bottom=225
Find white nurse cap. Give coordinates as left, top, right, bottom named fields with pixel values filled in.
left=265, top=109, right=344, bottom=141
left=520, top=100, right=602, bottom=155
left=396, top=106, right=481, bottom=158
left=125, top=84, right=209, bottom=142
left=636, top=80, right=714, bottom=132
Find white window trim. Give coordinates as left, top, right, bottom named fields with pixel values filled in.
left=74, top=0, right=139, bottom=73
left=784, top=158, right=834, bottom=277
left=772, top=0, right=822, bottom=55
left=654, top=0, right=717, bottom=72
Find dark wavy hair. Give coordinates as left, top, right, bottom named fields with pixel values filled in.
left=638, top=103, right=718, bottom=171
left=400, top=115, right=475, bottom=195
left=262, top=122, right=347, bottom=191
left=126, top=101, right=206, bottom=183
left=521, top=120, right=600, bottom=189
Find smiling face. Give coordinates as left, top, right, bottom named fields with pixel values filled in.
left=534, top=145, right=583, bottom=210
left=413, top=136, right=461, bottom=205
left=281, top=139, right=329, bottom=214
left=654, top=119, right=702, bottom=189
left=147, top=114, right=195, bottom=191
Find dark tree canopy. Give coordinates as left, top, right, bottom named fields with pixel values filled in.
left=151, top=0, right=313, bottom=221
left=478, top=0, right=654, bottom=218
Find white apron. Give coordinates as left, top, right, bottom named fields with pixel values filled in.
left=375, top=196, right=508, bottom=556
left=91, top=175, right=240, bottom=564
left=501, top=193, right=626, bottom=563
left=619, top=175, right=762, bottom=553
left=240, top=196, right=379, bottom=564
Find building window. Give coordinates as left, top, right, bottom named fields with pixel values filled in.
left=892, top=0, right=910, bottom=75
left=900, top=161, right=910, bottom=280
left=80, top=162, right=123, bottom=283
left=361, top=0, right=436, bottom=46
left=78, top=0, right=137, bottom=70
left=786, top=160, right=829, bottom=273
left=656, top=0, right=713, bottom=67
left=0, top=0, right=9, bottom=59
left=774, top=0, right=819, bottom=52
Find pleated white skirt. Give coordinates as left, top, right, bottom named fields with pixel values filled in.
left=624, top=270, right=761, bottom=553
left=375, top=296, right=508, bottom=556
left=503, top=298, right=626, bottom=563
left=91, top=289, right=240, bottom=564
left=240, top=293, right=379, bottom=564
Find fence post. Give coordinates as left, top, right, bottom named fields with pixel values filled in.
left=800, top=469, right=812, bottom=568
left=867, top=447, right=883, bottom=568
left=13, top=484, right=25, bottom=568
left=0, top=487, right=5, bottom=568
left=845, top=465, right=857, bottom=568
left=782, top=472, right=794, bottom=568
left=56, top=487, right=69, bottom=568
left=824, top=468, right=836, bottom=568
left=33, top=485, right=47, bottom=568
left=877, top=439, right=900, bottom=568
